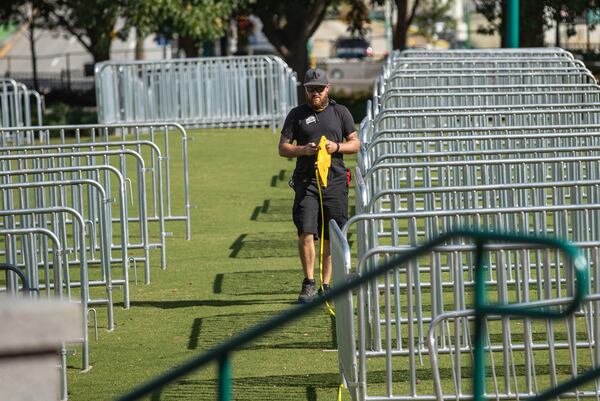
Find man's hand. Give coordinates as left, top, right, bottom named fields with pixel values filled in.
left=325, top=140, right=338, bottom=154
left=304, top=142, right=318, bottom=156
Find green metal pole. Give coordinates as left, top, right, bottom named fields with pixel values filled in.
left=505, top=0, right=519, bottom=48
left=473, top=241, right=487, bottom=401
left=218, top=354, right=232, bottom=401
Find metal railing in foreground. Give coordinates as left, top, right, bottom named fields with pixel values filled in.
left=114, top=229, right=584, bottom=401
left=467, top=235, right=589, bottom=401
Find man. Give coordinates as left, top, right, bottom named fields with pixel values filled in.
left=278, top=68, right=360, bottom=303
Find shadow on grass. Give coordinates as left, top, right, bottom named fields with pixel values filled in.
left=271, top=169, right=289, bottom=187
left=128, top=299, right=280, bottom=309
left=249, top=198, right=290, bottom=222
left=151, top=372, right=341, bottom=400
left=229, top=231, right=297, bottom=258
left=213, top=269, right=299, bottom=296
left=187, top=309, right=336, bottom=351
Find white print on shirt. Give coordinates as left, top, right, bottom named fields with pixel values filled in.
left=305, top=116, right=316, bottom=125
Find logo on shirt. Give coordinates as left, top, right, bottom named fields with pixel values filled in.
left=305, top=116, right=316, bottom=125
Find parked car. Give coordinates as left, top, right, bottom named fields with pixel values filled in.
left=333, top=37, right=373, bottom=59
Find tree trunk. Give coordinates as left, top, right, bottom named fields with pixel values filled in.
left=520, top=0, right=545, bottom=47
left=284, top=43, right=309, bottom=104
left=91, top=48, right=111, bottom=63
left=89, top=33, right=111, bottom=63
left=394, top=0, right=409, bottom=50
left=28, top=20, right=38, bottom=91
left=253, top=0, right=330, bottom=91
left=555, top=9, right=560, bottom=47
left=179, top=36, right=200, bottom=58
left=135, top=28, right=145, bottom=60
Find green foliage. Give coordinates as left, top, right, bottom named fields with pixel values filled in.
left=44, top=102, right=98, bottom=126
left=0, top=0, right=122, bottom=62
left=475, top=0, right=600, bottom=45
left=124, top=0, right=247, bottom=42
left=412, top=0, right=455, bottom=41
left=344, top=0, right=372, bottom=37
left=330, top=89, right=371, bottom=122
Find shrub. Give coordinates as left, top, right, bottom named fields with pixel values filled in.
left=329, top=89, right=372, bottom=123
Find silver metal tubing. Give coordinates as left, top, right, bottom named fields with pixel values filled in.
left=0, top=123, right=190, bottom=240
left=95, top=56, right=298, bottom=130
left=0, top=179, right=115, bottom=326
left=0, top=171, right=124, bottom=320
left=0, top=206, right=90, bottom=371
left=0, top=148, right=161, bottom=275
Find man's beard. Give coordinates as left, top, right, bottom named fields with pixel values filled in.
left=306, top=93, right=329, bottom=111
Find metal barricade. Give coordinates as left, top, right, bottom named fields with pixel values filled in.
left=0, top=207, right=92, bottom=372
left=387, top=58, right=586, bottom=70
left=380, top=88, right=600, bottom=109
left=0, top=148, right=164, bottom=276
left=332, top=203, right=600, bottom=401
left=381, top=71, right=596, bottom=90
left=95, top=56, right=298, bottom=130
left=332, top=47, right=600, bottom=401
left=0, top=78, right=44, bottom=129
left=0, top=172, right=123, bottom=325
left=389, top=47, right=575, bottom=60
left=372, top=108, right=600, bottom=134
left=0, top=123, right=191, bottom=240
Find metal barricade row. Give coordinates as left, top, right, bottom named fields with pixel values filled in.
left=95, top=56, right=298, bottom=130
left=332, top=48, right=600, bottom=401
left=0, top=123, right=191, bottom=240
left=0, top=78, right=44, bottom=129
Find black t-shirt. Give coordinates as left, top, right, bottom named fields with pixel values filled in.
left=281, top=101, right=355, bottom=184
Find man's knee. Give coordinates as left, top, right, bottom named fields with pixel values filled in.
left=299, top=232, right=314, bottom=244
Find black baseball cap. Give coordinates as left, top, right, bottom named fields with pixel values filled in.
left=303, top=68, right=328, bottom=87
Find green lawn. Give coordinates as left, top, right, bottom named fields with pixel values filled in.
left=66, top=128, right=349, bottom=400
left=62, top=126, right=591, bottom=401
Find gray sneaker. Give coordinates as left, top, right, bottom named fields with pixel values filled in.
left=317, top=284, right=331, bottom=297
left=297, top=279, right=317, bottom=303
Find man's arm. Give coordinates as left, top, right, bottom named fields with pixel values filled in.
left=279, top=135, right=318, bottom=158
left=326, top=132, right=360, bottom=154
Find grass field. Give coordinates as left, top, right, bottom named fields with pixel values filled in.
left=66, top=128, right=350, bottom=401
left=55, top=126, right=596, bottom=401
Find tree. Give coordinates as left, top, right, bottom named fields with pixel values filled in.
left=247, top=0, right=331, bottom=83
left=412, top=0, right=455, bottom=43
left=475, top=0, right=600, bottom=47
left=124, top=0, right=246, bottom=58
left=392, top=0, right=420, bottom=50
left=41, top=0, right=124, bottom=63
left=0, top=1, right=45, bottom=90
left=366, top=0, right=420, bottom=51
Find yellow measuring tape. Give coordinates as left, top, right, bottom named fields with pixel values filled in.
left=316, top=136, right=344, bottom=400
left=315, top=136, right=335, bottom=317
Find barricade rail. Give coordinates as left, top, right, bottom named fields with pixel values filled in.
left=0, top=122, right=189, bottom=396
left=106, top=230, right=584, bottom=401
left=0, top=123, right=191, bottom=240
left=95, top=55, right=298, bottom=130
left=338, top=47, right=600, bottom=401
left=390, top=48, right=575, bottom=60
left=380, top=89, right=600, bottom=109
left=0, top=78, right=44, bottom=128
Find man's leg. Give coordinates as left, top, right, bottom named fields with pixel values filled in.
left=322, top=239, right=331, bottom=285
left=298, top=232, right=315, bottom=279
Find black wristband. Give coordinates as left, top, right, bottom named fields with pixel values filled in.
left=335, top=142, right=340, bottom=153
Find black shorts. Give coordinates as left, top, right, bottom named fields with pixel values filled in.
left=292, top=178, right=348, bottom=240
